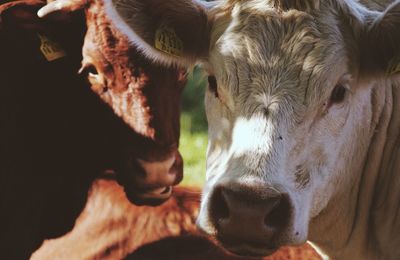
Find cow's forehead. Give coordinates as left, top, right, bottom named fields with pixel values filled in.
left=210, top=2, right=351, bottom=110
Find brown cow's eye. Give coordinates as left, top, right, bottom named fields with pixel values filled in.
left=329, top=84, right=347, bottom=104
left=208, top=75, right=219, bottom=98
left=80, top=64, right=99, bottom=76
left=79, top=62, right=99, bottom=76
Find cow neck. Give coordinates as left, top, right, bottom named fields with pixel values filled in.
left=309, top=78, right=400, bottom=260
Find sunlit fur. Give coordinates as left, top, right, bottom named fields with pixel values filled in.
left=200, top=1, right=400, bottom=259
left=80, top=0, right=187, bottom=204
left=31, top=178, right=200, bottom=260
left=201, top=0, right=359, bottom=247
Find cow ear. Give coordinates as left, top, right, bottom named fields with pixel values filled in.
left=366, top=1, right=400, bottom=76
left=103, top=0, right=212, bottom=67
left=0, top=0, right=45, bottom=30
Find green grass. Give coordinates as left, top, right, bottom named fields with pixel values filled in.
left=179, top=67, right=208, bottom=187
left=179, top=123, right=207, bottom=187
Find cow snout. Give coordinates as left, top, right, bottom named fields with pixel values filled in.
left=207, top=186, right=292, bottom=256
left=123, top=150, right=183, bottom=206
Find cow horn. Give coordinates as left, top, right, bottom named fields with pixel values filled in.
left=37, top=0, right=88, bottom=18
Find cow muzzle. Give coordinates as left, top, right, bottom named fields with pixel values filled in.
left=121, top=150, right=183, bottom=206
left=198, top=183, right=293, bottom=257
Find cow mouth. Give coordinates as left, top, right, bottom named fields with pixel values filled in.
left=124, top=185, right=173, bottom=206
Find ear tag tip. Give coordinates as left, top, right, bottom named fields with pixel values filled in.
left=387, top=55, right=400, bottom=75
left=38, top=33, right=67, bottom=62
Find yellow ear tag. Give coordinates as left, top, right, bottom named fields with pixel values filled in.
left=388, top=57, right=400, bottom=75
left=155, top=25, right=183, bottom=57
left=38, top=34, right=67, bottom=62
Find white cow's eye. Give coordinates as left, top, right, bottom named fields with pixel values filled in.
left=329, top=83, right=347, bottom=105
left=208, top=75, right=219, bottom=99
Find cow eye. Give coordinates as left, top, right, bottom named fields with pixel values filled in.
left=329, top=83, right=347, bottom=104
left=81, top=64, right=99, bottom=76
left=208, top=75, right=219, bottom=98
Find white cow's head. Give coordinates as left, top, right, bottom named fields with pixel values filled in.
left=103, top=0, right=400, bottom=257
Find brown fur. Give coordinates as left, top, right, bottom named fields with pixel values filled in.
left=83, top=0, right=186, bottom=151
left=31, top=177, right=200, bottom=259
left=0, top=0, right=185, bottom=258
left=80, top=0, right=187, bottom=202
left=32, top=177, right=321, bottom=260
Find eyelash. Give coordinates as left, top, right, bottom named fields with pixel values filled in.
left=330, top=83, right=347, bottom=104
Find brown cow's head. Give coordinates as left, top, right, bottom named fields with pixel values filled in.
left=1, top=0, right=186, bottom=205
left=77, top=0, right=186, bottom=205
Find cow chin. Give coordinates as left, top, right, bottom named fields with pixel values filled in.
left=218, top=242, right=279, bottom=258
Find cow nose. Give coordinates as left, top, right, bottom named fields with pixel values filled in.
left=137, top=153, right=179, bottom=186
left=209, top=186, right=291, bottom=251
left=124, top=150, right=183, bottom=206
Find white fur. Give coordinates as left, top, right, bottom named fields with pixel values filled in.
left=199, top=0, right=400, bottom=258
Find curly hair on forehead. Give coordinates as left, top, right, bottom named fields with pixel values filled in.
left=216, top=0, right=321, bottom=12
left=273, top=0, right=320, bottom=10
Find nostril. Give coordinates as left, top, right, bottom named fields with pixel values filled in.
left=211, top=189, right=230, bottom=226
left=264, top=194, right=291, bottom=229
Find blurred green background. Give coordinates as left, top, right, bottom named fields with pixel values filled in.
left=179, top=67, right=208, bottom=187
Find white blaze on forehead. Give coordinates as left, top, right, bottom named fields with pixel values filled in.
left=230, top=116, right=273, bottom=158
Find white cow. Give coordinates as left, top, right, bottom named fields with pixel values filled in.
left=39, top=0, right=400, bottom=259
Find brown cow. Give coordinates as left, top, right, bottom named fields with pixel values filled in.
left=1, top=0, right=186, bottom=204
left=76, top=0, right=187, bottom=204
left=32, top=177, right=321, bottom=260
left=0, top=0, right=185, bottom=258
